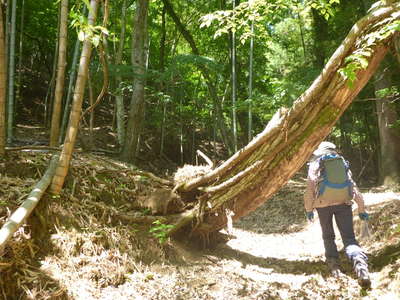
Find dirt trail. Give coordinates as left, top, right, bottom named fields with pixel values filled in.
left=90, top=186, right=400, bottom=300
left=1, top=153, right=399, bottom=299
left=206, top=190, right=400, bottom=300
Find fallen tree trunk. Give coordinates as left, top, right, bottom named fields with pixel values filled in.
left=0, top=155, right=59, bottom=254
left=168, top=2, right=400, bottom=238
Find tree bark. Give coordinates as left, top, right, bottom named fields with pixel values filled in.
left=16, top=0, right=24, bottom=106
left=159, top=5, right=167, bottom=156
left=374, top=63, right=400, bottom=186
left=50, top=0, right=68, bottom=147
left=248, top=17, right=254, bottom=143
left=80, top=0, right=109, bottom=121
left=60, top=6, right=87, bottom=143
left=60, top=37, right=81, bottom=143
left=50, top=0, right=99, bottom=194
left=114, top=0, right=128, bottom=148
left=45, top=8, right=60, bottom=128
left=6, top=0, right=16, bottom=143
left=0, top=5, right=6, bottom=156
left=169, top=2, right=400, bottom=238
left=121, top=0, right=149, bottom=162
left=311, top=8, right=328, bottom=69
left=231, top=0, right=238, bottom=152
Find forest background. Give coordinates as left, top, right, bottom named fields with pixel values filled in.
left=0, top=0, right=399, bottom=188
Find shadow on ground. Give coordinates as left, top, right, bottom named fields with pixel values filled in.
left=208, top=244, right=330, bottom=276
left=234, top=174, right=309, bottom=235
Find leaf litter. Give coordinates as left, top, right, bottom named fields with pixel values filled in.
left=0, top=152, right=399, bottom=299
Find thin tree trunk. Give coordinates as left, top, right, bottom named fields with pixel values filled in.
left=6, top=0, right=16, bottom=143
left=213, top=110, right=217, bottom=158
left=5, top=0, right=10, bottom=86
left=159, top=5, right=167, bottom=156
left=50, top=0, right=99, bottom=194
left=45, top=29, right=60, bottom=128
left=248, top=18, right=254, bottom=142
left=134, top=32, right=150, bottom=160
left=60, top=6, right=87, bottom=143
left=121, top=0, right=149, bottom=162
left=192, top=128, right=196, bottom=164
left=179, top=91, right=183, bottom=164
left=80, top=0, right=110, bottom=121
left=168, top=2, right=399, bottom=237
left=0, top=5, right=6, bottom=156
left=45, top=3, right=62, bottom=129
left=50, top=0, right=68, bottom=147
left=374, top=63, right=400, bottom=186
left=88, top=70, right=94, bottom=149
left=231, top=0, right=238, bottom=152
left=16, top=0, right=24, bottom=104
left=160, top=99, right=167, bottom=156
left=311, top=8, right=328, bottom=69
left=114, top=0, right=127, bottom=148
left=297, top=10, right=306, bottom=60
left=79, top=0, right=109, bottom=151
left=60, top=37, right=81, bottom=143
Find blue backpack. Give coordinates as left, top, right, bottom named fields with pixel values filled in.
left=317, top=154, right=353, bottom=200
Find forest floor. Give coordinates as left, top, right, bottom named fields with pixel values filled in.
left=0, top=144, right=400, bottom=299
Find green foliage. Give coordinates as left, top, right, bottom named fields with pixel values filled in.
left=200, top=0, right=291, bottom=44
left=70, top=6, right=109, bottom=47
left=339, top=20, right=400, bottom=87
left=199, top=0, right=340, bottom=42
left=142, top=208, right=151, bottom=215
left=376, top=86, right=399, bottom=98
left=307, top=0, right=340, bottom=20
left=170, top=54, right=222, bottom=74
left=261, top=11, right=317, bottom=108
left=339, top=51, right=371, bottom=87
left=14, top=0, right=400, bottom=171
left=149, top=220, right=174, bottom=244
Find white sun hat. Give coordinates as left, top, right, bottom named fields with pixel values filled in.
left=313, top=141, right=337, bottom=156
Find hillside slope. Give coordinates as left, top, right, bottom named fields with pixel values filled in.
left=0, top=152, right=399, bottom=299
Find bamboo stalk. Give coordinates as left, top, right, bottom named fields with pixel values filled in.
left=0, top=155, right=59, bottom=254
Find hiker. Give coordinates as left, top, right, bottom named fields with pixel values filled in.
left=304, top=141, right=371, bottom=288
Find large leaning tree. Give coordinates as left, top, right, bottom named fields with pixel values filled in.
left=163, top=1, right=400, bottom=240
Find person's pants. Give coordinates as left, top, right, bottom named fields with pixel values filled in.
left=316, top=203, right=367, bottom=262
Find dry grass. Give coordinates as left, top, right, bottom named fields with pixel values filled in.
left=0, top=152, right=168, bottom=299
left=0, top=152, right=399, bottom=299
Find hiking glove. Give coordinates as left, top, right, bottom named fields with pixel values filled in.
left=359, top=212, right=369, bottom=220
left=306, top=211, right=314, bottom=221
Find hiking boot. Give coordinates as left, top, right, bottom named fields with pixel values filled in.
left=326, top=257, right=341, bottom=277
left=353, top=256, right=371, bottom=288
left=358, top=270, right=371, bottom=288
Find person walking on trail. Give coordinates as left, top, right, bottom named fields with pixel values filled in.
left=304, top=141, right=371, bottom=288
